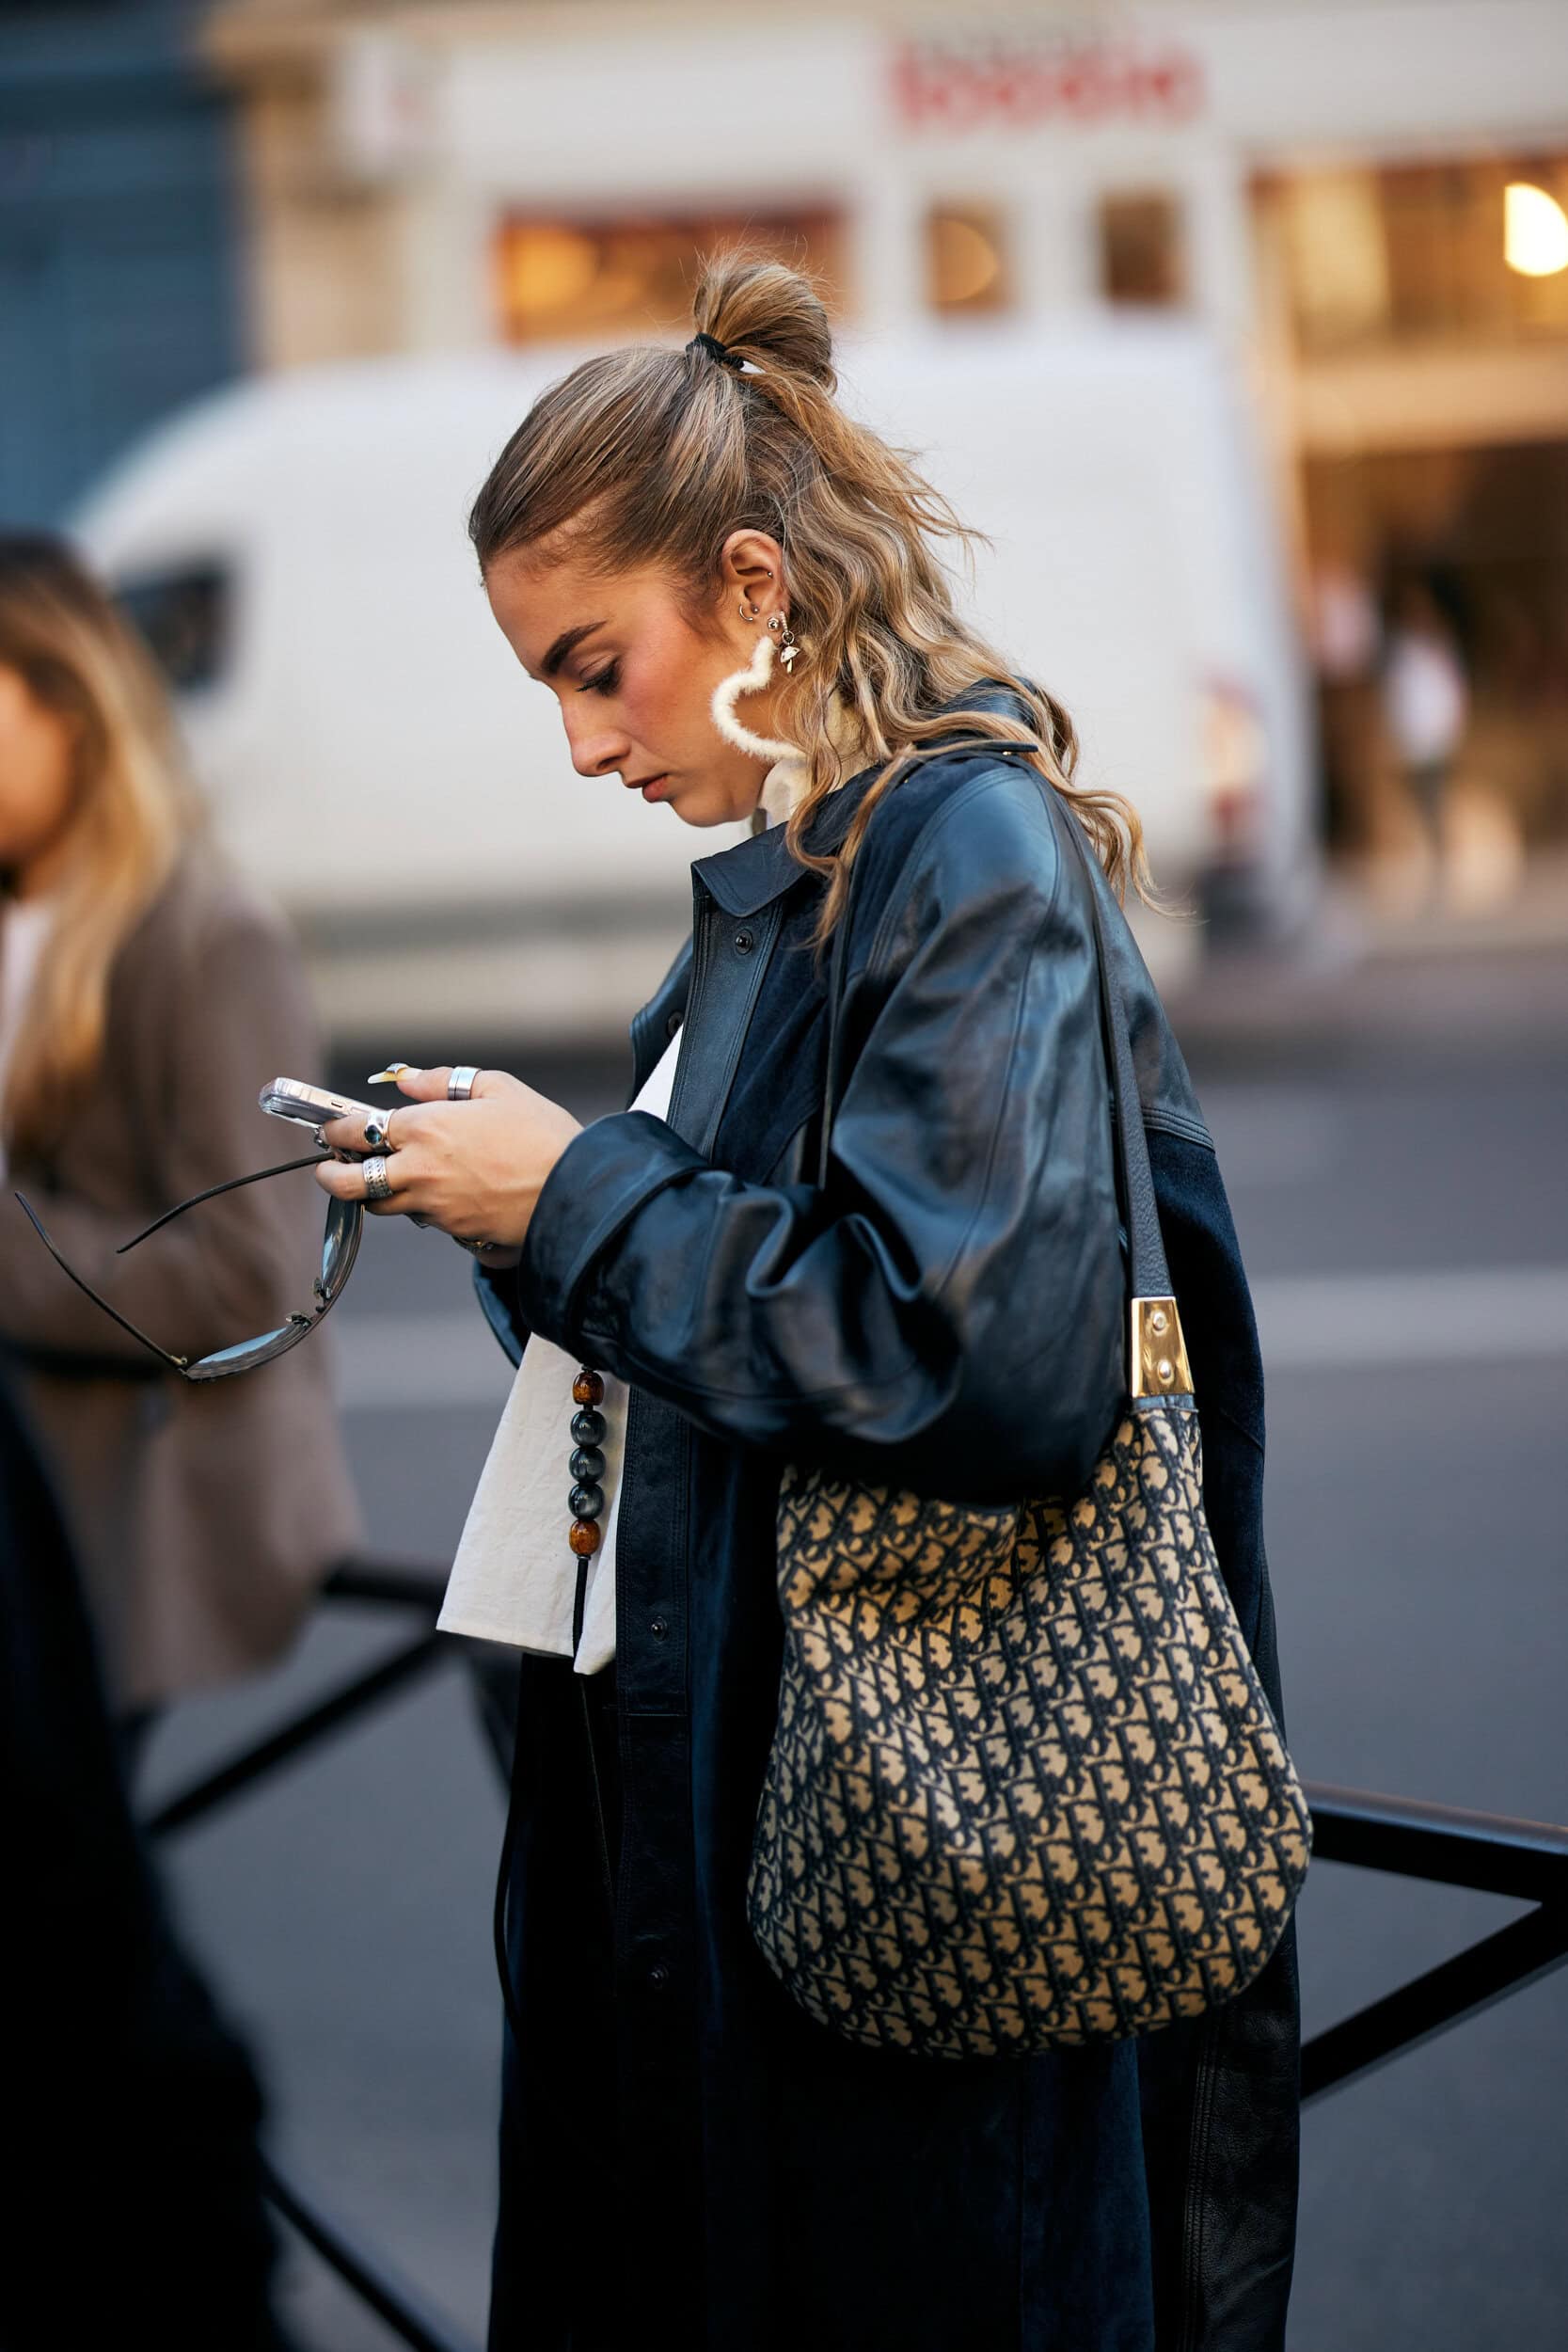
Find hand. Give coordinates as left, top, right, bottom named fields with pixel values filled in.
left=314, top=1064, right=581, bottom=1262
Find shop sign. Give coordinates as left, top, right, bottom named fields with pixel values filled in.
left=890, top=28, right=1205, bottom=133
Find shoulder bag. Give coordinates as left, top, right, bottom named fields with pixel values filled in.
left=746, top=767, right=1312, bottom=2058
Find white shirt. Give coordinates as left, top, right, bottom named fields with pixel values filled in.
left=437, top=742, right=851, bottom=1671
left=1382, top=630, right=1468, bottom=767
left=437, top=1025, right=681, bottom=1670
left=0, top=897, right=55, bottom=1182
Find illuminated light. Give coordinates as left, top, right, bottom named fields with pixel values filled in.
left=927, top=211, right=1006, bottom=311
left=499, top=225, right=599, bottom=319
left=1504, top=182, right=1568, bottom=278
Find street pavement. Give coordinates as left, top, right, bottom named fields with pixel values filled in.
left=137, top=942, right=1568, bottom=2351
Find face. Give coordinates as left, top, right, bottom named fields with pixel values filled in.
left=0, top=662, right=80, bottom=887
left=483, top=531, right=788, bottom=830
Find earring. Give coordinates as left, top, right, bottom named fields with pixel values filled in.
left=738, top=596, right=760, bottom=621
left=710, top=627, right=795, bottom=763
left=767, top=612, right=802, bottom=672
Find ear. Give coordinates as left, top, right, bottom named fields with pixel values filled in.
left=718, top=529, right=788, bottom=625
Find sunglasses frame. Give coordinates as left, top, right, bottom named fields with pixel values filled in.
left=13, top=1152, right=364, bottom=1382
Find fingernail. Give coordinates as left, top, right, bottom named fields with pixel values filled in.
left=367, top=1062, right=416, bottom=1085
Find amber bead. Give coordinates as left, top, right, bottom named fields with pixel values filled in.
left=568, top=1517, right=602, bottom=1557
left=571, top=1406, right=607, bottom=1448
left=573, top=1369, right=605, bottom=1406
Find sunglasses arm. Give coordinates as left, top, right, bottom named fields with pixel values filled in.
left=114, top=1152, right=327, bottom=1254
left=12, top=1192, right=191, bottom=1373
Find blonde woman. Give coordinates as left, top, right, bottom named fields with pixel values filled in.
left=0, top=534, right=361, bottom=1733
left=310, top=262, right=1301, bottom=2351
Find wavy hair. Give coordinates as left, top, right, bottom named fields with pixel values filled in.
left=0, top=535, right=197, bottom=1163
left=468, top=253, right=1151, bottom=945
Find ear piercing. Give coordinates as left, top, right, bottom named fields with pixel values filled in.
left=767, top=612, right=801, bottom=671
left=736, top=574, right=802, bottom=673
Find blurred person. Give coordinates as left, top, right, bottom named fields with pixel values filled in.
left=1378, top=575, right=1471, bottom=874
left=0, top=535, right=361, bottom=1751
left=1307, top=554, right=1383, bottom=850
left=0, top=1357, right=293, bottom=2350
left=312, top=258, right=1302, bottom=2352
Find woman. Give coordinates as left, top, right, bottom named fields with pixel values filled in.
left=317, top=259, right=1301, bottom=2351
left=0, top=534, right=362, bottom=1724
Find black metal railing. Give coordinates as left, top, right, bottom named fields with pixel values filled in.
left=1300, top=1784, right=1568, bottom=2104
left=144, top=1560, right=1568, bottom=2352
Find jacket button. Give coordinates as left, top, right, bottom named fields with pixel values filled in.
left=665, top=1010, right=682, bottom=1040
left=733, top=926, right=755, bottom=954
left=649, top=1615, right=670, bottom=1641
left=647, top=1962, right=671, bottom=1991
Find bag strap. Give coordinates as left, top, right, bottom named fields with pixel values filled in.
left=814, top=743, right=1181, bottom=1376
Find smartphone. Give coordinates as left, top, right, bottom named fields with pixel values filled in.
left=259, top=1076, right=383, bottom=1142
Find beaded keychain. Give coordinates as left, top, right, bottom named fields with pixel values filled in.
left=566, top=1365, right=607, bottom=1652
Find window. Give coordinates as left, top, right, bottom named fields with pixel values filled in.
left=493, top=209, right=846, bottom=344
left=924, top=203, right=1011, bottom=316
left=116, top=562, right=231, bottom=695
left=1098, top=190, right=1187, bottom=308
left=1256, top=154, right=1568, bottom=358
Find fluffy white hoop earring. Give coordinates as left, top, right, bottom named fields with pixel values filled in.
left=710, top=628, right=795, bottom=764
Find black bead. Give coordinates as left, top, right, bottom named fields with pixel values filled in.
left=570, top=1480, right=606, bottom=1520
left=571, top=1406, right=607, bottom=1447
left=570, top=1444, right=606, bottom=1484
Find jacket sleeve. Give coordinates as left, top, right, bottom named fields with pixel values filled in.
left=515, top=771, right=1128, bottom=1503
left=0, top=885, right=331, bottom=1373
left=473, top=1255, right=529, bottom=1369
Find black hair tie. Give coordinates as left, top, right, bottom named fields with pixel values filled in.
left=687, top=330, right=744, bottom=373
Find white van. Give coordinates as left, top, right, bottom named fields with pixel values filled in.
left=71, top=315, right=1316, bottom=1043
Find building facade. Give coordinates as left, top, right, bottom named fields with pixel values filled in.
left=207, top=0, right=1568, bottom=856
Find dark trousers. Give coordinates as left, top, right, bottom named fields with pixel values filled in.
left=0, top=1367, right=288, bottom=2352
left=488, top=1655, right=622, bottom=2352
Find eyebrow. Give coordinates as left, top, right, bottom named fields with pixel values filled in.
left=540, top=620, right=608, bottom=678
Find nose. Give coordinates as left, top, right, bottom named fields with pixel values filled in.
left=561, top=705, right=632, bottom=780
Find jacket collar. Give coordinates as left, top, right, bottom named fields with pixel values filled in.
left=691, top=767, right=870, bottom=918
left=692, top=679, right=1037, bottom=920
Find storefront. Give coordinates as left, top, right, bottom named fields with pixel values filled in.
left=210, top=0, right=1568, bottom=863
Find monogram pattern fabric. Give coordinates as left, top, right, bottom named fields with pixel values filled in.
left=747, top=1402, right=1312, bottom=2058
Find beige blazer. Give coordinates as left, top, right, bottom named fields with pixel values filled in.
left=0, top=848, right=364, bottom=1706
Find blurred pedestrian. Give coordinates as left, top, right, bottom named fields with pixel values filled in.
left=1307, top=554, right=1383, bottom=850
left=1379, top=575, right=1470, bottom=868
left=314, top=257, right=1303, bottom=2352
left=0, top=535, right=361, bottom=1751
left=0, top=1358, right=293, bottom=2351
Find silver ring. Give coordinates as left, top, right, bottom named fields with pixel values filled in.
left=362, top=1109, right=395, bottom=1151
left=362, top=1154, right=394, bottom=1203
left=448, top=1065, right=481, bottom=1101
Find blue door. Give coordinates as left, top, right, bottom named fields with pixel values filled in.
left=0, top=4, right=240, bottom=524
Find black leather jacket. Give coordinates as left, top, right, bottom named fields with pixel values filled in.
left=483, top=713, right=1300, bottom=2351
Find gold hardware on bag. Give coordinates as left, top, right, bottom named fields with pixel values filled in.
left=1129, top=1295, right=1194, bottom=1398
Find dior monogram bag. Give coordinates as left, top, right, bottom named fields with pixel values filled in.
left=746, top=781, right=1312, bottom=2059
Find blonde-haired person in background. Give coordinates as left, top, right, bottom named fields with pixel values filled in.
left=0, top=533, right=361, bottom=1748
left=309, top=259, right=1301, bottom=2352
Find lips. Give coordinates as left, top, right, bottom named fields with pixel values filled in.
left=627, top=773, right=671, bottom=802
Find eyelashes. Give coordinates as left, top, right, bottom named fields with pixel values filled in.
left=580, top=663, right=621, bottom=696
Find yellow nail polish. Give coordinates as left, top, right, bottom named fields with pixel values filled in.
left=367, top=1062, right=414, bottom=1085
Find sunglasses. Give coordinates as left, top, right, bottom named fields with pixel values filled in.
left=13, top=1152, right=363, bottom=1382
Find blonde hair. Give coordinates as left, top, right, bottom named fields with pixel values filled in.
left=468, top=252, right=1151, bottom=946
left=0, top=536, right=197, bottom=1163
